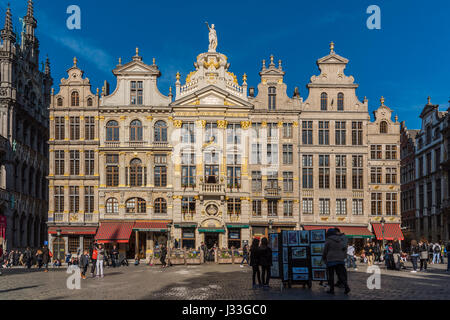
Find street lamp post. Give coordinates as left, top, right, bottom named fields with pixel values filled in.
left=380, top=218, right=386, bottom=249
left=167, top=223, right=172, bottom=266
left=268, top=220, right=274, bottom=237
left=56, top=229, right=61, bottom=263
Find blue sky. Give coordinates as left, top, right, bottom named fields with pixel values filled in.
left=2, top=0, right=450, bottom=129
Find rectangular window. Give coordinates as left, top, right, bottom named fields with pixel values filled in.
left=181, top=122, right=195, bottom=144
left=226, top=123, right=241, bottom=145
left=130, top=81, right=143, bottom=105
left=336, top=199, right=347, bottom=215
left=251, top=144, right=262, bottom=165
left=318, top=121, right=329, bottom=145
left=370, top=167, right=382, bottom=184
left=371, top=193, right=382, bottom=216
left=106, top=154, right=119, bottom=187
left=283, top=123, right=293, bottom=139
left=319, top=198, right=330, bottom=215
left=319, top=155, right=330, bottom=189
left=386, top=145, right=397, bottom=160
left=55, top=117, right=65, bottom=140
left=84, top=117, right=95, bottom=140
left=267, top=144, right=278, bottom=165
left=227, top=198, right=241, bottom=215
left=251, top=171, right=262, bottom=192
left=226, top=154, right=241, bottom=189
left=70, top=117, right=80, bottom=140
left=69, top=186, right=79, bottom=214
left=385, top=167, right=397, bottom=184
left=335, top=121, right=346, bottom=145
left=70, top=151, right=80, bottom=175
left=352, top=121, right=363, bottom=145
left=282, top=144, right=293, bottom=165
left=302, top=121, right=313, bottom=145
left=418, top=157, right=424, bottom=177
left=352, top=155, right=363, bottom=189
left=283, top=200, right=293, bottom=217
left=154, top=166, right=167, bottom=187
left=85, top=150, right=95, bottom=176
left=386, top=193, right=397, bottom=216
left=283, top=172, right=293, bottom=192
left=268, top=200, right=278, bottom=217
left=370, top=145, right=382, bottom=160
left=54, top=150, right=65, bottom=176
left=302, top=155, right=313, bottom=189
left=335, top=155, right=347, bottom=189
left=435, top=147, right=441, bottom=172
left=181, top=152, right=196, bottom=188
left=267, top=123, right=278, bottom=138
left=352, top=199, right=363, bottom=215
left=205, top=122, right=218, bottom=143
left=68, top=236, right=80, bottom=254
left=302, top=198, right=313, bottom=214
left=181, top=197, right=196, bottom=215
left=54, top=186, right=64, bottom=213
left=252, top=200, right=262, bottom=217
left=84, top=186, right=94, bottom=214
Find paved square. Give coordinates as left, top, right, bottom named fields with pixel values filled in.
left=0, top=262, right=449, bottom=300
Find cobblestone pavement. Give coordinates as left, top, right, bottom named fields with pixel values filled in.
left=0, top=261, right=449, bottom=300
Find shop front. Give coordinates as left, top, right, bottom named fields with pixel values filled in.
left=226, top=224, right=250, bottom=249
left=132, top=220, right=171, bottom=259
left=199, top=218, right=226, bottom=249
left=174, top=223, right=198, bottom=249
left=94, top=221, right=134, bottom=258
left=251, top=223, right=296, bottom=240
left=48, top=226, right=98, bottom=260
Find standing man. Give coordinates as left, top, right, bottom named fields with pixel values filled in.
left=111, top=245, right=119, bottom=268
left=79, top=250, right=90, bottom=279
left=42, top=245, right=50, bottom=272
left=392, top=239, right=401, bottom=270
left=200, top=242, right=207, bottom=263
left=346, top=244, right=357, bottom=270
left=240, top=243, right=250, bottom=267
left=90, top=243, right=98, bottom=277
left=432, top=242, right=441, bottom=264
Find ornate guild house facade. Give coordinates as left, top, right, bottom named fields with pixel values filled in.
left=0, top=2, right=51, bottom=250
left=48, top=27, right=402, bottom=258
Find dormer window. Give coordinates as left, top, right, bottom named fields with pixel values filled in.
left=337, top=93, right=344, bottom=111
left=380, top=121, right=388, bottom=134
left=130, top=81, right=143, bottom=105
left=71, top=91, right=79, bottom=107
left=87, top=98, right=93, bottom=107
left=268, top=87, right=276, bottom=110
left=57, top=98, right=63, bottom=107
left=321, top=93, right=328, bottom=111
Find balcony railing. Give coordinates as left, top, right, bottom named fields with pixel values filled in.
left=153, top=141, right=169, bottom=148
left=105, top=141, right=120, bottom=148
left=264, top=187, right=281, bottom=199
left=84, top=213, right=94, bottom=223
left=201, top=183, right=224, bottom=194
left=54, top=213, right=64, bottom=222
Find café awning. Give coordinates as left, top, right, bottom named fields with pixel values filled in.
left=372, top=223, right=404, bottom=241
left=133, top=221, right=169, bottom=232
left=226, top=224, right=250, bottom=229
left=48, top=226, right=98, bottom=235
left=95, top=222, right=134, bottom=243
left=198, top=228, right=225, bottom=233
left=302, top=225, right=374, bottom=239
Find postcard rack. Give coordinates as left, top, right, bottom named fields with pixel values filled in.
left=269, top=229, right=327, bottom=289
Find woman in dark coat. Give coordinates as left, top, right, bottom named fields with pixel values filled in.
left=258, top=237, right=272, bottom=290
left=42, top=245, right=50, bottom=272
left=250, top=238, right=261, bottom=289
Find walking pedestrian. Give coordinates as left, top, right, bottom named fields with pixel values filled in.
left=432, top=242, right=441, bottom=264
left=250, top=238, right=261, bottom=289
left=24, top=247, right=32, bottom=269
left=42, top=245, right=50, bottom=272
left=200, top=242, right=207, bottom=263
left=240, top=244, right=249, bottom=267
left=36, top=248, right=43, bottom=269
left=410, top=240, right=419, bottom=273
left=90, top=243, right=98, bottom=277
left=346, top=244, right=357, bottom=270
left=79, top=250, right=90, bottom=279
left=258, top=237, right=272, bottom=290
left=160, top=244, right=167, bottom=268
left=440, top=241, right=445, bottom=265
left=96, top=244, right=105, bottom=279
left=392, top=239, right=401, bottom=270
left=364, top=242, right=372, bottom=266
left=419, top=240, right=428, bottom=272
left=322, top=228, right=350, bottom=295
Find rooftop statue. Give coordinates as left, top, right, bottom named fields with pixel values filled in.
left=205, top=22, right=218, bottom=52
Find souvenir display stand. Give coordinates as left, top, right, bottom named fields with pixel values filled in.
left=269, top=229, right=327, bottom=289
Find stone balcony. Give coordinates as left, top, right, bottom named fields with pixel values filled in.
left=201, top=183, right=224, bottom=194
left=264, top=187, right=281, bottom=199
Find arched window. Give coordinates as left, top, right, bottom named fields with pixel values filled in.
left=106, top=120, right=119, bottom=141
left=380, top=121, right=388, bottom=134
left=125, top=198, right=146, bottom=214
left=154, top=121, right=167, bottom=142
left=57, top=98, right=63, bottom=107
left=130, top=120, right=143, bottom=141
left=268, top=87, right=276, bottom=110
left=71, top=91, right=80, bottom=107
left=337, top=93, right=344, bottom=111
left=129, top=158, right=144, bottom=187
left=87, top=98, right=93, bottom=107
left=106, top=198, right=119, bottom=214
left=320, top=93, right=328, bottom=111
left=426, top=125, right=432, bottom=144
left=154, top=198, right=167, bottom=214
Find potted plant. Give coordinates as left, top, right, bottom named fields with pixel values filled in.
left=152, top=249, right=162, bottom=265
left=232, top=248, right=243, bottom=264
left=170, top=248, right=186, bottom=265
left=218, top=248, right=233, bottom=264
left=186, top=249, right=202, bottom=265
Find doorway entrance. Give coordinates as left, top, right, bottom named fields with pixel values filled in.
left=205, top=233, right=219, bottom=249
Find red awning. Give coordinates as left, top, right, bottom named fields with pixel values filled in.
left=133, top=221, right=169, bottom=232
left=372, top=223, right=404, bottom=241
left=95, top=222, right=134, bottom=244
left=48, top=226, right=98, bottom=235
left=303, top=225, right=374, bottom=238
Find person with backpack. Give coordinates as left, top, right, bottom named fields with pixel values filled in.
left=240, top=244, right=249, bottom=267
left=419, top=240, right=428, bottom=272
left=322, top=228, right=350, bottom=295
left=250, top=238, right=261, bottom=289
left=410, top=240, right=420, bottom=273
left=432, top=243, right=441, bottom=264
left=258, top=237, right=272, bottom=290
